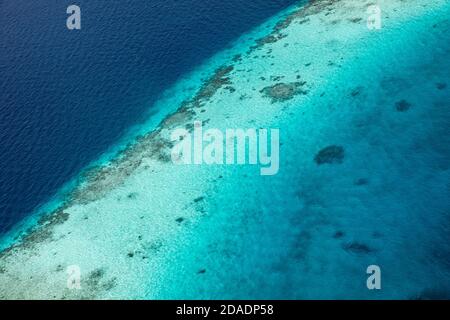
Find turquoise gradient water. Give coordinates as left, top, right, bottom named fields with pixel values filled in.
left=0, top=0, right=449, bottom=300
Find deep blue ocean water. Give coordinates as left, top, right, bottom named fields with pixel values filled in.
left=0, top=0, right=297, bottom=235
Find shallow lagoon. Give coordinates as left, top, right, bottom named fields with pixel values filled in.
left=0, top=0, right=449, bottom=299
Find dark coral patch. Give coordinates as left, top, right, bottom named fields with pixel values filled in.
left=298, top=18, right=310, bottom=24
left=77, top=267, right=118, bottom=297
left=333, top=231, right=345, bottom=239
left=37, top=209, right=70, bottom=227
left=348, top=17, right=363, bottom=23
left=314, top=145, right=345, bottom=165
left=86, top=268, right=106, bottom=287
left=193, top=196, right=205, bottom=203
left=232, top=54, right=242, bottom=63
left=350, top=86, right=364, bottom=97
left=193, top=65, right=234, bottom=108
left=260, top=82, right=307, bottom=103
left=354, top=178, right=369, bottom=186
left=252, top=33, right=287, bottom=50
left=1, top=208, right=70, bottom=256
left=127, top=192, right=138, bottom=199
left=343, top=242, right=374, bottom=254
left=395, top=100, right=412, bottom=112
left=101, top=278, right=117, bottom=291
left=226, top=86, right=236, bottom=93
left=436, top=82, right=447, bottom=90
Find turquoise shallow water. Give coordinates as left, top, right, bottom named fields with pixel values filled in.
left=150, top=4, right=450, bottom=299
left=0, top=0, right=449, bottom=299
